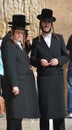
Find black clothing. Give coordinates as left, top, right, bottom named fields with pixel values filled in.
left=40, top=118, right=65, bottom=130
left=31, top=34, right=68, bottom=119
left=31, top=33, right=68, bottom=130
left=2, top=39, right=40, bottom=119
left=0, top=75, right=4, bottom=97
left=7, top=119, right=22, bottom=130
left=66, top=35, right=72, bottom=62
left=25, top=42, right=32, bottom=53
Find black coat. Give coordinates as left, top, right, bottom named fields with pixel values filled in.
left=2, top=39, right=40, bottom=119
left=31, top=33, right=68, bottom=119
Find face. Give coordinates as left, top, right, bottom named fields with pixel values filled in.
left=41, top=21, right=52, bottom=34
left=13, top=29, right=25, bottom=42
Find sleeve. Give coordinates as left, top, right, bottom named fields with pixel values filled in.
left=30, top=39, right=41, bottom=67
left=25, top=42, right=32, bottom=53
left=3, top=42, right=18, bottom=88
left=57, top=35, right=69, bottom=66
left=66, top=35, right=72, bottom=50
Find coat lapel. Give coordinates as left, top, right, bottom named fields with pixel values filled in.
left=40, top=35, right=50, bottom=50
left=15, top=44, right=23, bottom=52
left=39, top=34, right=58, bottom=58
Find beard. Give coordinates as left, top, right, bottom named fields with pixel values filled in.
left=40, top=23, right=52, bottom=34
left=41, top=27, right=51, bottom=34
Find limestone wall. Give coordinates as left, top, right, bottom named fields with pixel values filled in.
left=0, top=0, right=72, bottom=43
left=45, top=0, right=72, bottom=44
left=0, top=0, right=72, bottom=110
left=0, top=0, right=45, bottom=38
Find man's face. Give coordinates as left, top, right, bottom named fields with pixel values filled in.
left=13, top=29, right=25, bottom=42
left=41, top=21, right=52, bottom=34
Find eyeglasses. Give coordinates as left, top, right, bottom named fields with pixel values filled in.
left=16, top=30, right=25, bottom=35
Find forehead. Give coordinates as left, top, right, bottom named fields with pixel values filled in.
left=15, top=29, right=25, bottom=32
left=41, top=21, right=52, bottom=25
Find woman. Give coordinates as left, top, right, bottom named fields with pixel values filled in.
left=2, top=14, right=40, bottom=130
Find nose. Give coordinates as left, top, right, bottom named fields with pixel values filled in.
left=45, top=21, right=50, bottom=24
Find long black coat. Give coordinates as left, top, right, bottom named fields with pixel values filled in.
left=31, top=33, right=68, bottom=119
left=2, top=39, right=40, bottom=119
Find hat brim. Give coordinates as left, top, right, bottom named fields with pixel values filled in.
left=8, top=22, right=30, bottom=25
left=37, top=15, right=56, bottom=22
left=9, top=25, right=26, bottom=30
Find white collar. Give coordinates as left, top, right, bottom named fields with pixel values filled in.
left=42, top=33, right=52, bottom=48
left=16, top=41, right=23, bottom=50
left=42, top=33, right=52, bottom=39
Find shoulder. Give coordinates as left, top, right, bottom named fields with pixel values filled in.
left=68, top=35, right=72, bottom=41
left=3, top=39, right=15, bottom=52
left=52, top=33, right=63, bottom=38
left=52, top=33, right=64, bottom=42
left=33, top=36, right=39, bottom=42
left=32, top=36, right=39, bottom=46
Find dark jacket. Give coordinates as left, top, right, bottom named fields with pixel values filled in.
left=31, top=33, right=68, bottom=119
left=2, top=39, right=40, bottom=119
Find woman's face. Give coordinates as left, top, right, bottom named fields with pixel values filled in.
left=13, top=29, right=25, bottom=42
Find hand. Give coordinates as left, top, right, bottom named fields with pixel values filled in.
left=12, top=86, right=19, bottom=96
left=0, top=96, right=6, bottom=115
left=49, top=58, right=58, bottom=66
left=40, top=59, right=50, bottom=66
left=25, top=34, right=31, bottom=45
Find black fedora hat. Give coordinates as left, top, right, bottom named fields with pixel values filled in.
left=37, top=8, right=56, bottom=22
left=8, top=14, right=30, bottom=30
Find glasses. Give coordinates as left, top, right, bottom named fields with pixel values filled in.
left=16, top=31, right=25, bottom=35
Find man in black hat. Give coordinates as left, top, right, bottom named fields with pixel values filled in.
left=1, top=14, right=40, bottom=130
left=30, top=8, right=68, bottom=130
left=1, top=15, right=31, bottom=56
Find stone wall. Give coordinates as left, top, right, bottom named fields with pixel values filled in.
left=0, top=0, right=72, bottom=111
left=0, top=0, right=72, bottom=43
left=45, top=0, right=72, bottom=44
left=0, top=0, right=45, bottom=38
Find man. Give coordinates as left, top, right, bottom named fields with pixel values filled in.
left=31, top=8, right=68, bottom=130
left=66, top=35, right=72, bottom=118
left=1, top=14, right=40, bottom=130
left=1, top=17, right=32, bottom=100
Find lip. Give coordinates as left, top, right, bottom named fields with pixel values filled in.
left=45, top=25, right=49, bottom=27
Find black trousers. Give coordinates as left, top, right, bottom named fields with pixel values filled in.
left=7, top=118, right=22, bottom=130
left=0, top=75, right=4, bottom=97
left=40, top=118, right=65, bottom=130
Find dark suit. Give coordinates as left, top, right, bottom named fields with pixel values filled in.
left=31, top=33, right=68, bottom=130
left=2, top=39, right=40, bottom=130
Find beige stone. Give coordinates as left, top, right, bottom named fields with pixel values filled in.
left=0, top=0, right=71, bottom=43
left=0, top=21, right=6, bottom=38
left=0, top=0, right=72, bottom=112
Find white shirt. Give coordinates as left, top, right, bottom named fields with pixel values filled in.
left=16, top=41, right=23, bottom=50
left=42, top=33, right=52, bottom=48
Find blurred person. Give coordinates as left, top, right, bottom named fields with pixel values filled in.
left=66, top=35, right=72, bottom=118
left=0, top=38, right=5, bottom=116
